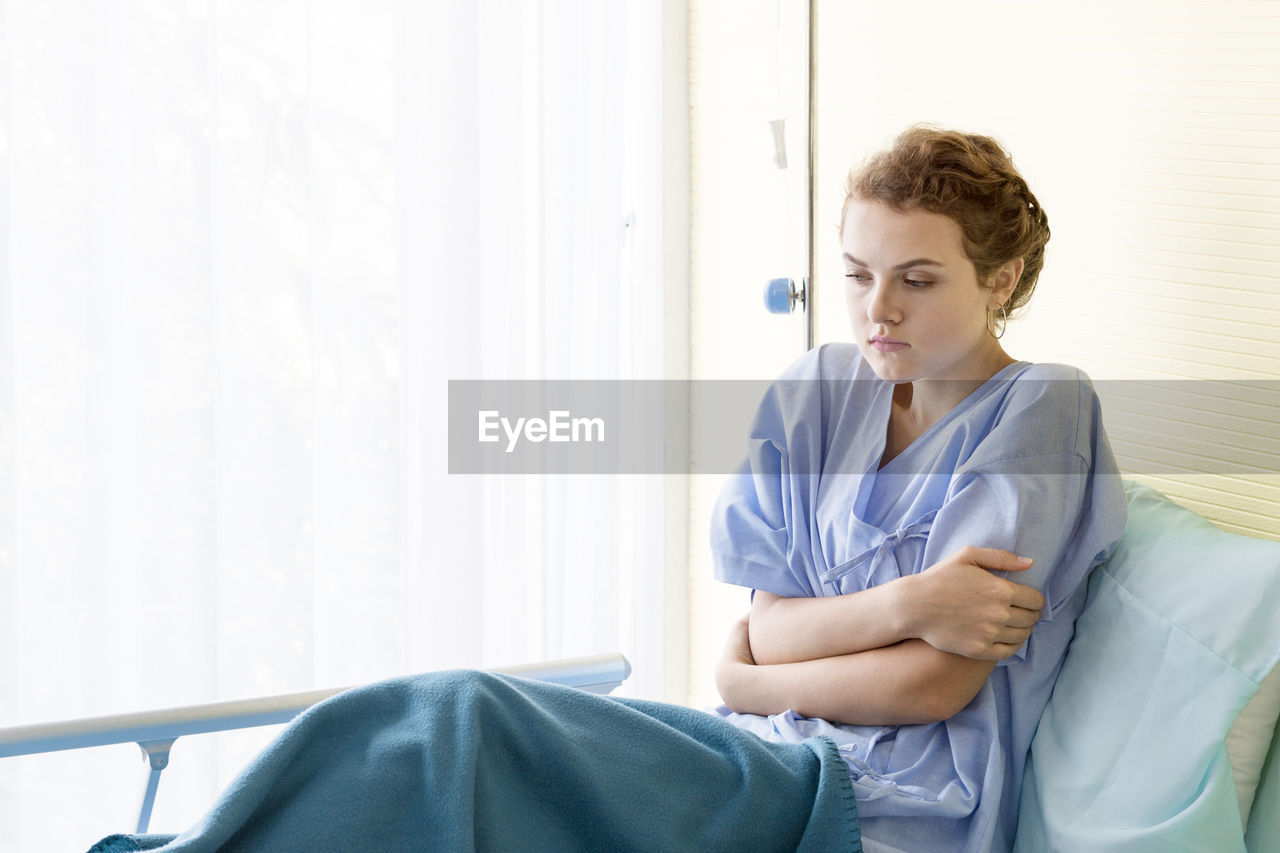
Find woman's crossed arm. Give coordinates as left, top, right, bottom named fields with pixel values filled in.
left=716, top=547, right=1046, bottom=726
left=717, top=618, right=993, bottom=726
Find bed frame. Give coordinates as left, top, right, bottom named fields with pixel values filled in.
left=0, top=652, right=631, bottom=834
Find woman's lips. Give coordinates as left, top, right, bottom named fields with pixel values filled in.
left=870, top=336, right=909, bottom=352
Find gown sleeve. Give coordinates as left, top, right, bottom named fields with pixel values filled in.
left=920, top=365, right=1127, bottom=662
left=708, top=346, right=849, bottom=599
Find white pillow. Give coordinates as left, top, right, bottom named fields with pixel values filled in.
left=1227, top=661, right=1280, bottom=827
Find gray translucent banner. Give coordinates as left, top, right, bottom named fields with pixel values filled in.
left=448, top=379, right=1280, bottom=475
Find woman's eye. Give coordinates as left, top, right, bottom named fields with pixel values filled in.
left=845, top=271, right=870, bottom=282
left=905, top=278, right=932, bottom=288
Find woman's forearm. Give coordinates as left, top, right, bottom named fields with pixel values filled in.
left=748, top=584, right=912, bottom=666
left=749, top=547, right=1045, bottom=666
left=718, top=639, right=997, bottom=727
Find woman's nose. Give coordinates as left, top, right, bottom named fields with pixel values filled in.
left=867, top=282, right=898, bottom=325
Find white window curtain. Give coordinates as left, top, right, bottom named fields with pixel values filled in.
left=0, top=0, right=667, bottom=847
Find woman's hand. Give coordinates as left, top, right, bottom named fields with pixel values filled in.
left=898, top=546, right=1045, bottom=661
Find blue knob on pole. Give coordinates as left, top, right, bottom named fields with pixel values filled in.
left=764, top=277, right=794, bottom=314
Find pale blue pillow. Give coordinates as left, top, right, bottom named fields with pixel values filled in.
left=1015, top=481, right=1280, bottom=852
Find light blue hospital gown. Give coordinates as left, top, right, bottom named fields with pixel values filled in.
left=709, top=343, right=1126, bottom=853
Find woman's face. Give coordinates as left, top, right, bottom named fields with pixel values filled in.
left=841, top=198, right=1015, bottom=384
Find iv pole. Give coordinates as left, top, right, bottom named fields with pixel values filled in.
left=805, top=0, right=816, bottom=350
left=762, top=0, right=817, bottom=351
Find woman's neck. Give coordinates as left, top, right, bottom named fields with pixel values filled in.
left=894, top=347, right=1017, bottom=430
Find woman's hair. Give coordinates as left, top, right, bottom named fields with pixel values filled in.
left=840, top=125, right=1050, bottom=315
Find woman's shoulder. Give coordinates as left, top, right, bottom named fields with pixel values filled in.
left=775, top=341, right=866, bottom=381
left=966, top=361, right=1109, bottom=466
left=1013, top=361, right=1086, bottom=382
left=1002, top=361, right=1102, bottom=419
left=764, top=344, right=875, bottom=413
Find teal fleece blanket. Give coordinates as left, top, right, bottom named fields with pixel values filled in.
left=86, top=670, right=861, bottom=852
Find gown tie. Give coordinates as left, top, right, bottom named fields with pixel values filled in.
left=819, top=510, right=938, bottom=591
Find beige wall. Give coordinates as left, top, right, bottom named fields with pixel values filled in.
left=810, top=0, right=1280, bottom=540
left=687, top=0, right=812, bottom=708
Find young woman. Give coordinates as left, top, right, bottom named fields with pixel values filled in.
left=710, top=125, right=1125, bottom=851
left=87, top=127, right=1122, bottom=853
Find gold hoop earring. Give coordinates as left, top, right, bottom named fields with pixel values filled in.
left=987, top=304, right=1008, bottom=340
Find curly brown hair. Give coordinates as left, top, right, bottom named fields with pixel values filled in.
left=839, top=125, right=1050, bottom=316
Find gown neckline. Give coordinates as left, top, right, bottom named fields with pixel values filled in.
left=873, top=360, right=1031, bottom=474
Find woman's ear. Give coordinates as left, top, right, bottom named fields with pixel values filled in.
left=990, top=258, right=1024, bottom=306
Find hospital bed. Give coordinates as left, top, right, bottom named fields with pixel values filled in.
left=0, top=653, right=631, bottom=836
left=3, top=483, right=1280, bottom=851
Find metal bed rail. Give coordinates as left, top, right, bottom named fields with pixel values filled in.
left=0, top=653, right=632, bottom=833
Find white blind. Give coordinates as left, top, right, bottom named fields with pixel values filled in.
left=0, top=1, right=670, bottom=846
